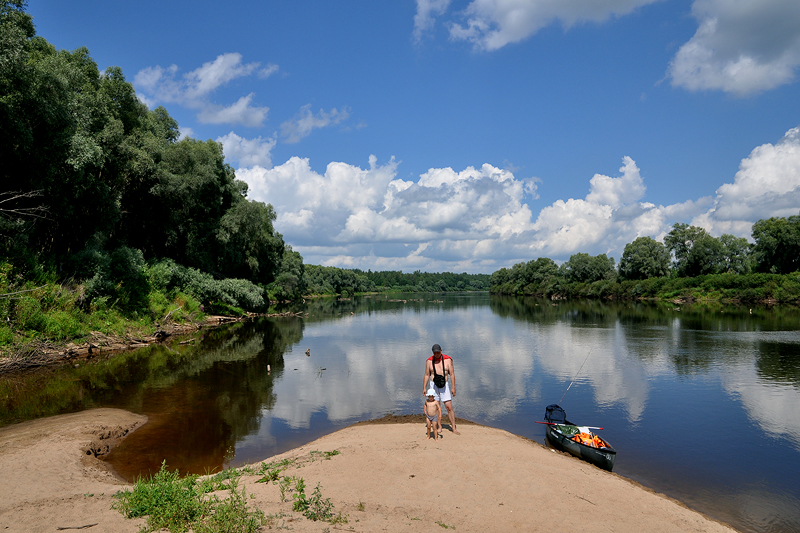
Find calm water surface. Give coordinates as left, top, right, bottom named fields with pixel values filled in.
left=2, top=294, right=799, bottom=533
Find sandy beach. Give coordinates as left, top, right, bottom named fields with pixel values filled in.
left=0, top=409, right=738, bottom=532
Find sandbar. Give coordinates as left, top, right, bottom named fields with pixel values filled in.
left=0, top=410, right=738, bottom=532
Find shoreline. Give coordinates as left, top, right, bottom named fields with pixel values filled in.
left=0, top=312, right=306, bottom=375
left=0, top=409, right=739, bottom=533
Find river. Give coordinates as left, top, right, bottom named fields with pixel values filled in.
left=1, top=293, right=799, bottom=533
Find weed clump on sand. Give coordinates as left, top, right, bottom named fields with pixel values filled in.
left=112, top=462, right=264, bottom=533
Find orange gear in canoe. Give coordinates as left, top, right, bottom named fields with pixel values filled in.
left=571, top=432, right=608, bottom=448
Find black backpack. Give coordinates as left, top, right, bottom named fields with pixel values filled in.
left=545, top=404, right=567, bottom=424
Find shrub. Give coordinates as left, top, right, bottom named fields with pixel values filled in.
left=0, top=325, right=14, bottom=345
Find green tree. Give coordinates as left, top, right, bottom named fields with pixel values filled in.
left=618, top=236, right=670, bottom=280
left=560, top=253, right=616, bottom=283
left=718, top=234, right=752, bottom=274
left=751, top=214, right=800, bottom=274
left=120, top=138, right=240, bottom=272
left=0, top=8, right=172, bottom=259
left=524, top=257, right=559, bottom=285
left=216, top=199, right=284, bottom=284
left=268, top=245, right=306, bottom=301
left=664, top=223, right=724, bottom=277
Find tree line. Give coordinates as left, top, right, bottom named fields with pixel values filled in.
left=303, top=266, right=489, bottom=297
left=490, top=216, right=800, bottom=302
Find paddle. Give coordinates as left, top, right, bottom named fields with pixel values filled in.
left=535, top=421, right=604, bottom=430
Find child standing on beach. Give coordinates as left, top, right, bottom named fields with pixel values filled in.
left=424, top=389, right=442, bottom=440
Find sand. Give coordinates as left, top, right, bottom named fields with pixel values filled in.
left=0, top=409, right=738, bottom=533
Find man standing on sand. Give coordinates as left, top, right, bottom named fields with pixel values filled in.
left=423, top=344, right=459, bottom=435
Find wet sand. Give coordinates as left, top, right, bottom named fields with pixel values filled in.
left=0, top=409, right=738, bottom=532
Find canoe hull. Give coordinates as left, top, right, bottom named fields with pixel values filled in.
left=545, top=425, right=616, bottom=471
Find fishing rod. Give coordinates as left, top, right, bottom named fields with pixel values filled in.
left=535, top=421, right=603, bottom=430
left=559, top=348, right=592, bottom=405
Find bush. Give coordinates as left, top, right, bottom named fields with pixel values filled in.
left=0, top=325, right=14, bottom=345
left=146, top=259, right=265, bottom=312
left=14, top=297, right=46, bottom=332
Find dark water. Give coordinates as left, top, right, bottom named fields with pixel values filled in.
left=2, top=294, right=800, bottom=533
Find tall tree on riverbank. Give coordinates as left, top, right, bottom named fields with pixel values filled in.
left=618, top=237, right=671, bottom=280
left=751, top=214, right=800, bottom=274
left=560, top=253, right=616, bottom=283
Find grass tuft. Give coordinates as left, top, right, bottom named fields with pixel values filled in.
left=113, top=462, right=263, bottom=533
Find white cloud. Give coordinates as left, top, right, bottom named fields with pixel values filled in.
left=692, top=126, right=800, bottom=236
left=197, top=94, right=269, bottom=127
left=585, top=156, right=646, bottom=207
left=259, top=63, right=280, bottom=78
left=217, top=131, right=277, bottom=168
left=525, top=156, right=693, bottom=257
left=280, top=104, right=351, bottom=143
left=178, top=127, right=194, bottom=140
left=234, top=125, right=800, bottom=271
left=426, top=0, right=800, bottom=96
left=413, top=0, right=451, bottom=43
left=133, top=53, right=273, bottom=127
left=447, top=0, right=661, bottom=51
left=184, top=53, right=260, bottom=100
left=236, top=156, right=539, bottom=267
left=668, top=0, right=800, bottom=96
left=234, top=153, right=702, bottom=269
left=236, top=155, right=400, bottom=246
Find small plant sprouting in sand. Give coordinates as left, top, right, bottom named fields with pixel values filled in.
left=310, top=450, right=340, bottom=461
left=291, top=477, right=308, bottom=512
left=436, top=520, right=456, bottom=529
left=277, top=476, right=293, bottom=502
left=255, top=458, right=297, bottom=484
left=357, top=500, right=365, bottom=511
left=255, top=466, right=282, bottom=483
left=284, top=477, right=341, bottom=523
left=329, top=510, right=349, bottom=525
left=263, top=510, right=292, bottom=530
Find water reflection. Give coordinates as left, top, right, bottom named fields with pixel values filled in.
left=2, top=294, right=799, bottom=533
left=105, top=319, right=298, bottom=478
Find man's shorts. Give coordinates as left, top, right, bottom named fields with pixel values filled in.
left=430, top=381, right=452, bottom=402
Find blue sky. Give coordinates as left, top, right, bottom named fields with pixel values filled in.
left=30, top=0, right=800, bottom=273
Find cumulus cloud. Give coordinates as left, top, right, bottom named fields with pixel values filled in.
left=413, top=0, right=451, bottom=43
left=236, top=156, right=538, bottom=269
left=692, top=126, right=800, bottom=236
left=236, top=155, right=400, bottom=246
left=233, top=125, right=800, bottom=271
left=668, top=0, right=800, bottom=96
left=280, top=104, right=351, bottom=143
left=523, top=156, right=695, bottom=257
left=447, top=0, right=661, bottom=51
left=133, top=53, right=272, bottom=126
left=233, top=153, right=710, bottom=270
left=217, top=131, right=277, bottom=168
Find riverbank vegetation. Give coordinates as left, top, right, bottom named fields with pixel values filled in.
left=304, top=265, right=489, bottom=296
left=491, top=216, right=800, bottom=303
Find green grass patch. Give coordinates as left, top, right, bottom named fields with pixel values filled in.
left=113, top=462, right=263, bottom=533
